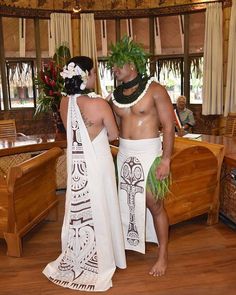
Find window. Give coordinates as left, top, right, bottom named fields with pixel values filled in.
left=190, top=57, right=203, bottom=104
left=6, top=60, right=36, bottom=108
left=98, top=60, right=114, bottom=97
left=0, top=10, right=205, bottom=110
left=156, top=58, right=182, bottom=103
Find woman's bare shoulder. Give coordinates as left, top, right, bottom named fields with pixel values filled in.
left=91, top=97, right=110, bottom=107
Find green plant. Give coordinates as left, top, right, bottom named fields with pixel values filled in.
left=34, top=61, right=64, bottom=114
left=53, top=45, right=71, bottom=68
left=34, top=45, right=71, bottom=116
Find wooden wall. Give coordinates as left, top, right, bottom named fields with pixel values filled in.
left=0, top=110, right=55, bottom=135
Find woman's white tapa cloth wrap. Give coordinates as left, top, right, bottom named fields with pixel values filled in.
left=43, top=94, right=126, bottom=292
left=117, top=137, right=162, bottom=254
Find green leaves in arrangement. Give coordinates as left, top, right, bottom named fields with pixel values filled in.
left=107, top=35, right=149, bottom=75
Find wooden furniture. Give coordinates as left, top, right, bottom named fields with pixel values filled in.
left=0, top=133, right=67, bottom=189
left=212, top=113, right=236, bottom=137
left=0, top=119, right=26, bottom=139
left=220, top=154, right=236, bottom=224
left=0, top=119, right=17, bottom=138
left=165, top=138, right=224, bottom=225
left=0, top=147, right=63, bottom=257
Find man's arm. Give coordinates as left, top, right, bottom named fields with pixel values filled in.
left=100, top=100, right=119, bottom=142
left=153, top=83, right=175, bottom=180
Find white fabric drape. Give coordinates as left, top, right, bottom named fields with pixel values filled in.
left=202, top=3, right=223, bottom=115
left=224, top=0, right=236, bottom=116
left=80, top=13, right=101, bottom=94
left=49, top=13, right=73, bottom=57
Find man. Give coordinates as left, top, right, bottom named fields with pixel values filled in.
left=175, top=95, right=195, bottom=133
left=107, top=36, right=175, bottom=277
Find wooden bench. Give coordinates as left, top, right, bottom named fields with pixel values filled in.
left=0, top=147, right=63, bottom=257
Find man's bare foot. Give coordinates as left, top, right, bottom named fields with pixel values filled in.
left=149, top=255, right=167, bottom=277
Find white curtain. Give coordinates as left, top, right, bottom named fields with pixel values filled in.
left=49, top=13, right=73, bottom=57
left=202, top=3, right=223, bottom=115
left=224, top=0, right=236, bottom=116
left=80, top=13, right=101, bottom=94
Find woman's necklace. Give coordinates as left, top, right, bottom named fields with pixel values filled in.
left=113, top=74, right=149, bottom=105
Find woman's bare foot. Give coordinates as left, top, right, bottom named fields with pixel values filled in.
left=149, top=254, right=167, bottom=277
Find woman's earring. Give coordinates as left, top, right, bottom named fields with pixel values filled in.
left=80, top=82, right=86, bottom=90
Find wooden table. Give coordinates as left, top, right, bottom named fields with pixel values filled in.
left=199, top=134, right=236, bottom=156
left=0, top=133, right=67, bottom=189
left=0, top=133, right=66, bottom=157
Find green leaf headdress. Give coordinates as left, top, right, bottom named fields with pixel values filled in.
left=107, top=36, right=149, bottom=76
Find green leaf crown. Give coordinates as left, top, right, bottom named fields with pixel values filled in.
left=107, top=36, right=149, bottom=75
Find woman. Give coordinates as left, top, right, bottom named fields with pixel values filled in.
left=43, top=56, right=126, bottom=292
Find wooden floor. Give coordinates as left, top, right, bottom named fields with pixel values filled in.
left=1, top=191, right=236, bottom=295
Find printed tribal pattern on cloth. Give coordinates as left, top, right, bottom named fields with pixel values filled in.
left=120, top=156, right=144, bottom=246
left=49, top=113, right=98, bottom=291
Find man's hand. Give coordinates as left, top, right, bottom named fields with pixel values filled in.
left=156, top=158, right=170, bottom=181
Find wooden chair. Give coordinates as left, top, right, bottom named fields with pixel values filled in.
left=212, top=113, right=236, bottom=137
left=0, top=147, right=63, bottom=257
left=224, top=114, right=236, bottom=137
left=0, top=119, right=26, bottom=138
left=0, top=119, right=17, bottom=138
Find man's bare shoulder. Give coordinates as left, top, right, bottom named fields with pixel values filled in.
left=148, top=80, right=169, bottom=100
left=149, top=80, right=166, bottom=91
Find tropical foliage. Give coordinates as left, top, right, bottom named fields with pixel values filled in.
left=34, top=45, right=71, bottom=115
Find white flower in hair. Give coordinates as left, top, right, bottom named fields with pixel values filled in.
left=60, top=62, right=89, bottom=86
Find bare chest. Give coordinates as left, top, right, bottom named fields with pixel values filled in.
left=114, top=92, right=155, bottom=118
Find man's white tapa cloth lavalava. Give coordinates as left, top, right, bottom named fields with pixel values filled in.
left=43, top=94, right=126, bottom=292
left=117, top=137, right=162, bottom=254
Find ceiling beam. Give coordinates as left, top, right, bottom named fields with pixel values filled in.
left=0, top=1, right=232, bottom=20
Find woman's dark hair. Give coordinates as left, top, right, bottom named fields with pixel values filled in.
left=64, top=56, right=93, bottom=95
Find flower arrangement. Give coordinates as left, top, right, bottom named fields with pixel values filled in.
left=34, top=61, right=65, bottom=115
left=34, top=45, right=71, bottom=115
